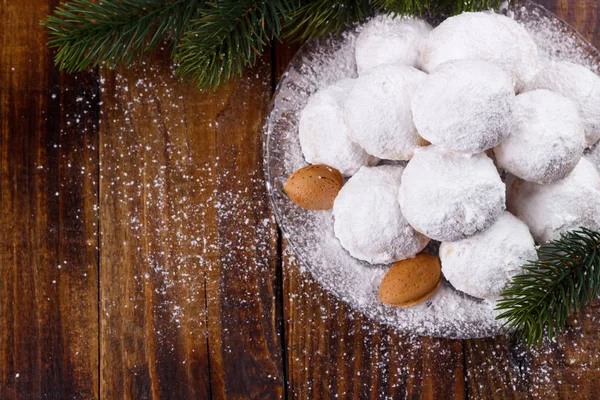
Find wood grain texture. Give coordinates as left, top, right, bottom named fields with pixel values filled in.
left=98, top=49, right=284, bottom=398
left=283, top=253, right=466, bottom=399
left=2, top=0, right=600, bottom=399
left=0, top=0, right=99, bottom=398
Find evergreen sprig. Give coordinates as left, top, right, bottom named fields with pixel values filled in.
left=175, top=0, right=295, bottom=89
left=496, top=228, right=600, bottom=347
left=43, top=0, right=506, bottom=89
left=43, top=0, right=201, bottom=72
left=283, top=0, right=371, bottom=41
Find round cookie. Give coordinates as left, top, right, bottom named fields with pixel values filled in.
left=525, top=61, right=600, bottom=146
left=494, top=89, right=585, bottom=184
left=344, top=64, right=427, bottom=160
left=299, top=79, right=378, bottom=176
left=440, top=211, right=537, bottom=301
left=507, top=158, right=600, bottom=243
left=333, top=165, right=429, bottom=264
left=412, top=59, right=515, bottom=154
left=422, top=12, right=537, bottom=91
left=355, top=15, right=432, bottom=74
left=398, top=146, right=506, bottom=242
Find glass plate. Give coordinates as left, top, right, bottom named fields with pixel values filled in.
left=264, top=0, right=600, bottom=339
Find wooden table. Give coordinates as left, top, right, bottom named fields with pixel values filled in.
left=1, top=1, right=600, bottom=398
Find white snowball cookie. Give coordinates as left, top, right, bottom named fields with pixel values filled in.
left=525, top=61, right=600, bottom=146
left=440, top=211, right=537, bottom=301
left=422, top=12, right=537, bottom=91
left=344, top=64, right=427, bottom=160
left=412, top=59, right=514, bottom=154
left=333, top=165, right=429, bottom=264
left=507, top=158, right=600, bottom=243
left=399, top=146, right=506, bottom=242
left=299, top=79, right=378, bottom=176
left=355, top=15, right=432, bottom=74
left=494, top=89, right=585, bottom=184
left=586, top=141, right=600, bottom=174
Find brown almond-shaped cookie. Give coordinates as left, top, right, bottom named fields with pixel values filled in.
left=284, top=164, right=343, bottom=210
left=378, top=253, right=441, bottom=307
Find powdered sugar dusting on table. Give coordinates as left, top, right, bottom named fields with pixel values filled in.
left=265, top=3, right=600, bottom=338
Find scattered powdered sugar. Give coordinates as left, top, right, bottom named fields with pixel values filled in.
left=507, top=158, right=600, bottom=243
left=412, top=59, right=514, bottom=154
left=494, top=89, right=585, bottom=184
left=344, top=64, right=426, bottom=160
left=265, top=4, right=600, bottom=338
left=440, top=211, right=537, bottom=300
left=299, top=78, right=378, bottom=176
left=354, top=15, right=432, bottom=73
left=399, top=147, right=506, bottom=242
left=332, top=165, right=429, bottom=264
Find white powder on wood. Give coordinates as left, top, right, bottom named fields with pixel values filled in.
left=355, top=15, right=432, bottom=74
left=344, top=64, right=426, bottom=160
left=333, top=165, right=429, bottom=264
left=440, top=211, right=537, bottom=301
left=494, top=89, right=585, bottom=184
left=299, top=78, right=378, bottom=177
left=412, top=59, right=514, bottom=154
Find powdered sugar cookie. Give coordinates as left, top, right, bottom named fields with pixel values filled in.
left=440, top=211, right=537, bottom=300
left=344, top=64, right=427, bottom=160
left=399, top=146, right=506, bottom=242
left=412, top=59, right=514, bottom=154
left=494, top=89, right=585, bottom=184
left=333, top=165, right=429, bottom=264
left=525, top=61, right=600, bottom=146
left=355, top=15, right=432, bottom=74
left=422, top=12, right=537, bottom=91
left=507, top=158, right=600, bottom=243
left=299, top=79, right=378, bottom=176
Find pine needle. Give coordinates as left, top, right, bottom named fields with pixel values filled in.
left=495, top=228, right=600, bottom=347
left=43, top=0, right=201, bottom=72
left=43, top=0, right=510, bottom=88
left=175, top=0, right=294, bottom=89
left=284, top=0, right=371, bottom=41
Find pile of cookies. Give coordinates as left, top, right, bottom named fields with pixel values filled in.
left=284, top=11, right=600, bottom=306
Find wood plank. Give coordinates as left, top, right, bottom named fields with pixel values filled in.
left=98, top=55, right=212, bottom=399
left=0, top=0, right=99, bottom=398
left=274, top=42, right=466, bottom=399
left=198, top=56, right=286, bottom=400
left=99, top=49, right=285, bottom=398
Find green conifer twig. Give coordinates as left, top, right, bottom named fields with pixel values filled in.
left=43, top=0, right=201, bottom=72
left=43, top=0, right=506, bottom=89
left=495, top=228, right=600, bottom=347
left=175, top=0, right=295, bottom=89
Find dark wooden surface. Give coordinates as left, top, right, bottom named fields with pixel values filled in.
left=1, top=0, right=600, bottom=398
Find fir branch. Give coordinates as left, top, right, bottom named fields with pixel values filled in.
left=43, top=0, right=201, bottom=72
left=283, top=0, right=372, bottom=41
left=175, top=0, right=294, bottom=89
left=436, top=0, right=505, bottom=14
left=371, top=0, right=434, bottom=16
left=44, top=0, right=512, bottom=89
left=495, top=228, right=600, bottom=347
